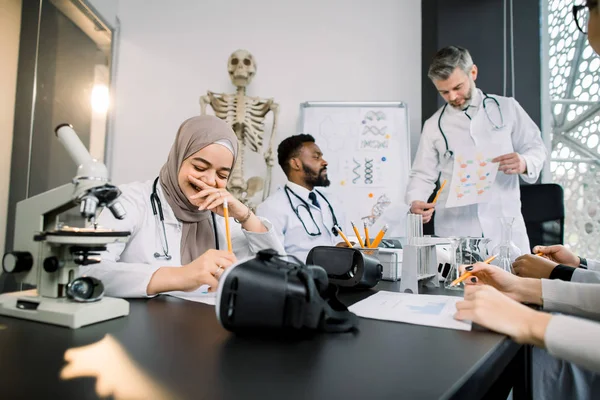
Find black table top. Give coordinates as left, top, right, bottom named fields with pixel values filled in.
left=0, top=282, right=520, bottom=399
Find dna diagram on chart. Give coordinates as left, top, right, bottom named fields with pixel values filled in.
left=342, top=157, right=385, bottom=188
left=360, top=111, right=390, bottom=150
left=300, top=104, right=410, bottom=232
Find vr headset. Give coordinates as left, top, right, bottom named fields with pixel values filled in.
left=215, top=249, right=359, bottom=334
left=306, top=246, right=383, bottom=289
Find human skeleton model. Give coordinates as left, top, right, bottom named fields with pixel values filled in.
left=200, top=50, right=279, bottom=208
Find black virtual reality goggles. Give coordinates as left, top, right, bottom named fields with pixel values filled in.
left=306, top=246, right=383, bottom=289
left=215, top=249, right=359, bottom=335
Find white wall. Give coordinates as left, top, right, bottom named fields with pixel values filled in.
left=108, top=0, right=422, bottom=188
left=0, top=0, right=21, bottom=255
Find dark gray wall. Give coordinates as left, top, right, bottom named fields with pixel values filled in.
left=422, top=0, right=541, bottom=126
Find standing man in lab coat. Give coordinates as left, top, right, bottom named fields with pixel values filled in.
left=257, top=134, right=346, bottom=262
left=406, top=46, right=547, bottom=254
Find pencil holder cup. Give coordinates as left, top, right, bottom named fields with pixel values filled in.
left=356, top=247, right=379, bottom=258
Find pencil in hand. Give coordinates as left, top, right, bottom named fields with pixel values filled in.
left=223, top=199, right=233, bottom=253
left=431, top=179, right=447, bottom=205
left=449, top=254, right=498, bottom=287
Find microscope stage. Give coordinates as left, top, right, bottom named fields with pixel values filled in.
left=35, top=230, right=131, bottom=246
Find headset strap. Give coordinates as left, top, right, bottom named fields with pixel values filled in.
left=293, top=268, right=359, bottom=333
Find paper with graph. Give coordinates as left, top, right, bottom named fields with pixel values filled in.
left=166, top=286, right=216, bottom=305
left=445, top=150, right=499, bottom=208
left=348, top=291, right=471, bottom=331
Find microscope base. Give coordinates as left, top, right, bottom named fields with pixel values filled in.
left=0, top=289, right=129, bottom=329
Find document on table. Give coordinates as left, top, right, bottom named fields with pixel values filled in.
left=165, top=285, right=216, bottom=305
left=348, top=291, right=471, bottom=331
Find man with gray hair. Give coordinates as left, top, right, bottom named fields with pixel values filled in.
left=406, top=46, right=546, bottom=257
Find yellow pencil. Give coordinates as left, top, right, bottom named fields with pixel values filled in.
left=223, top=199, right=232, bottom=253
left=483, top=254, right=498, bottom=264
left=334, top=225, right=353, bottom=247
left=369, top=225, right=388, bottom=248
left=432, top=179, right=447, bottom=204
left=351, top=221, right=365, bottom=248
left=364, top=221, right=371, bottom=248
left=450, top=254, right=498, bottom=287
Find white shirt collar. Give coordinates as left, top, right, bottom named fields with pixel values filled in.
left=286, top=181, right=313, bottom=202
left=445, top=88, right=483, bottom=116
left=468, top=88, right=483, bottom=110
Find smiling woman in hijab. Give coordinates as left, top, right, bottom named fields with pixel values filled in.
left=80, top=115, right=285, bottom=298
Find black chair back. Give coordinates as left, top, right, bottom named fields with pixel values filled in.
left=520, top=183, right=565, bottom=251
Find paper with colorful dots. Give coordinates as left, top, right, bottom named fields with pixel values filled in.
left=445, top=151, right=499, bottom=208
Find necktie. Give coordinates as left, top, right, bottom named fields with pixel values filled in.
left=308, top=192, right=321, bottom=209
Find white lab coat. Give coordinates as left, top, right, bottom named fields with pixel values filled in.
left=256, top=181, right=346, bottom=263
left=406, top=89, right=547, bottom=254
left=80, top=180, right=285, bottom=298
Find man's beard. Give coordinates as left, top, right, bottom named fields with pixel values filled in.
left=303, top=165, right=330, bottom=187
left=449, top=80, right=475, bottom=110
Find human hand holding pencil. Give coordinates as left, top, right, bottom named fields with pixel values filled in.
left=409, top=180, right=446, bottom=224
left=450, top=255, right=497, bottom=287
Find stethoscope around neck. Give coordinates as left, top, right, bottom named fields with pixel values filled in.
left=438, top=92, right=505, bottom=160
left=284, top=185, right=339, bottom=237
left=150, top=177, right=219, bottom=260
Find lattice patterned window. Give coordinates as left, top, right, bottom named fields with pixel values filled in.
left=549, top=0, right=600, bottom=258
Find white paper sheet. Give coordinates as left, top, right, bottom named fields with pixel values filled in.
left=165, top=285, right=216, bottom=305
left=445, top=150, right=499, bottom=208
left=348, top=291, right=471, bottom=331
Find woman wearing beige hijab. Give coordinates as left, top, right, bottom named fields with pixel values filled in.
left=80, top=115, right=285, bottom=298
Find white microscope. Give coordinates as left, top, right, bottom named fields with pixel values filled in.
left=0, top=124, right=130, bottom=328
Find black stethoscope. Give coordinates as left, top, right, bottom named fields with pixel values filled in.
left=438, top=92, right=505, bottom=160
left=150, top=177, right=219, bottom=260
left=284, top=185, right=339, bottom=237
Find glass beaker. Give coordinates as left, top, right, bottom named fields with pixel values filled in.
left=444, top=237, right=463, bottom=291
left=460, top=237, right=491, bottom=265
left=491, top=217, right=521, bottom=274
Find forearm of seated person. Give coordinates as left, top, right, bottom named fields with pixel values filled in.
left=525, top=311, right=552, bottom=348
left=241, top=213, right=267, bottom=233
left=518, top=278, right=543, bottom=305
left=147, top=267, right=184, bottom=295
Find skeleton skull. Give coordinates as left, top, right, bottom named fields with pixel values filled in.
left=227, top=49, right=256, bottom=88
